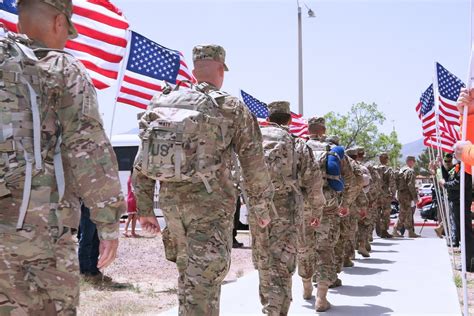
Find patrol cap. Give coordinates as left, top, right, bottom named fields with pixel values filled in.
left=357, top=147, right=365, bottom=155
left=325, top=135, right=340, bottom=145
left=17, top=0, right=78, bottom=39
left=267, top=101, right=290, bottom=116
left=308, top=116, right=325, bottom=128
left=192, top=44, right=229, bottom=71
left=346, top=147, right=358, bottom=157
left=406, top=155, right=416, bottom=162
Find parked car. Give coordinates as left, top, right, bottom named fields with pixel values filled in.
left=418, top=183, right=434, bottom=197
left=417, top=195, right=432, bottom=209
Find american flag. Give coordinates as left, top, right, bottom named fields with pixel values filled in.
left=0, top=0, right=129, bottom=90
left=240, top=90, right=309, bottom=138
left=116, top=31, right=195, bottom=109
left=436, top=62, right=464, bottom=140
left=415, top=84, right=436, bottom=137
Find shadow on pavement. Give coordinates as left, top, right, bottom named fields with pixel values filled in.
left=370, top=249, right=398, bottom=253
left=318, top=303, right=394, bottom=315
left=329, top=285, right=396, bottom=297
left=342, top=266, right=388, bottom=275
left=354, top=258, right=396, bottom=265
left=370, top=242, right=397, bottom=246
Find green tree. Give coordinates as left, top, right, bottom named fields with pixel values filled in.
left=414, top=147, right=440, bottom=176
left=324, top=102, right=402, bottom=166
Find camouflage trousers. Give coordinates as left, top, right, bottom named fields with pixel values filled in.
left=0, top=194, right=79, bottom=316
left=395, top=194, right=414, bottom=231
left=160, top=181, right=235, bottom=316
left=296, top=210, right=317, bottom=280
left=357, top=208, right=375, bottom=247
left=377, top=197, right=392, bottom=233
left=335, top=214, right=358, bottom=270
left=254, top=194, right=297, bottom=316
left=314, top=212, right=340, bottom=286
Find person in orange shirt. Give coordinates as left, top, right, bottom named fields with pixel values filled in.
left=454, top=88, right=474, bottom=165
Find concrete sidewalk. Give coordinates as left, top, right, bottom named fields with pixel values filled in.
left=162, top=236, right=460, bottom=315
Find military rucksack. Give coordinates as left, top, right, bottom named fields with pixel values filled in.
left=260, top=125, right=297, bottom=193
left=306, top=139, right=345, bottom=192
left=0, top=31, right=64, bottom=229
left=396, top=167, right=410, bottom=192
left=134, top=83, right=228, bottom=193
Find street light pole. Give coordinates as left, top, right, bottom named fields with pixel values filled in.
left=297, top=1, right=304, bottom=115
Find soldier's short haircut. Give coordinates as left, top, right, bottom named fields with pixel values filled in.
left=268, top=113, right=291, bottom=126
left=18, top=0, right=58, bottom=19
left=308, top=124, right=325, bottom=135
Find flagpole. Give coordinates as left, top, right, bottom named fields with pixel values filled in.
left=109, top=30, right=132, bottom=140
left=459, top=2, right=474, bottom=314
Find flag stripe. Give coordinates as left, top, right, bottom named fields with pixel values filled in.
left=78, top=60, right=118, bottom=79
left=73, top=5, right=128, bottom=29
left=74, top=23, right=127, bottom=47
left=65, top=40, right=123, bottom=63
left=116, top=97, right=148, bottom=109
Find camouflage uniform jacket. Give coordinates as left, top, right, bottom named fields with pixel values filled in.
left=34, top=45, right=125, bottom=240
left=348, top=159, right=368, bottom=215
left=306, top=138, right=359, bottom=214
left=134, top=83, right=274, bottom=222
left=286, top=128, right=325, bottom=221
left=399, top=165, right=417, bottom=201
left=376, top=164, right=396, bottom=200
left=366, top=163, right=383, bottom=206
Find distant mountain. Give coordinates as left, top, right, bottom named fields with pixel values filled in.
left=401, top=138, right=425, bottom=159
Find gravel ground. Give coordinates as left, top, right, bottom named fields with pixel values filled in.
left=450, top=248, right=474, bottom=315
left=77, top=232, right=254, bottom=316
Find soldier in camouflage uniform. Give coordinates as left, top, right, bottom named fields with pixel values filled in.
left=133, top=45, right=273, bottom=316
left=305, top=117, right=359, bottom=312
left=375, top=152, right=397, bottom=238
left=392, top=156, right=420, bottom=238
left=335, top=147, right=369, bottom=273
left=0, top=1, right=125, bottom=314
left=255, top=101, right=324, bottom=315
left=360, top=159, right=383, bottom=252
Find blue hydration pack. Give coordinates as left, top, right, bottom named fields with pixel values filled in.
left=326, top=146, right=345, bottom=192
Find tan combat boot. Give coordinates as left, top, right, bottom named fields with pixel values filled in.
left=316, top=283, right=331, bottom=312
left=358, top=244, right=370, bottom=258
left=380, top=230, right=393, bottom=239
left=365, top=242, right=371, bottom=252
left=302, top=278, right=313, bottom=300
left=343, top=257, right=354, bottom=267
left=391, top=228, right=402, bottom=237
left=408, top=229, right=420, bottom=238
left=434, top=226, right=443, bottom=238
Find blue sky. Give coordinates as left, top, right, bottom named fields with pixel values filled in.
left=99, top=0, right=471, bottom=144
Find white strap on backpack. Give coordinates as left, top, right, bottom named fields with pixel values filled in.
left=16, top=79, right=42, bottom=229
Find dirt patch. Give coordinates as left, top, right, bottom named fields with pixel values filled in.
left=78, top=232, right=254, bottom=315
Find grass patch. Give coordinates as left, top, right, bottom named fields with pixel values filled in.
left=454, top=274, right=463, bottom=288
left=159, top=286, right=178, bottom=295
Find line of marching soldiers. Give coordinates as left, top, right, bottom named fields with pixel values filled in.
left=244, top=101, right=417, bottom=315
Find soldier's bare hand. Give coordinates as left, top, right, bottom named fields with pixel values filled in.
left=98, top=239, right=119, bottom=269
left=454, top=141, right=472, bottom=159
left=257, top=218, right=270, bottom=228
left=339, top=207, right=349, bottom=217
left=310, top=218, right=320, bottom=228
left=139, top=216, right=161, bottom=234
left=457, top=88, right=474, bottom=115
